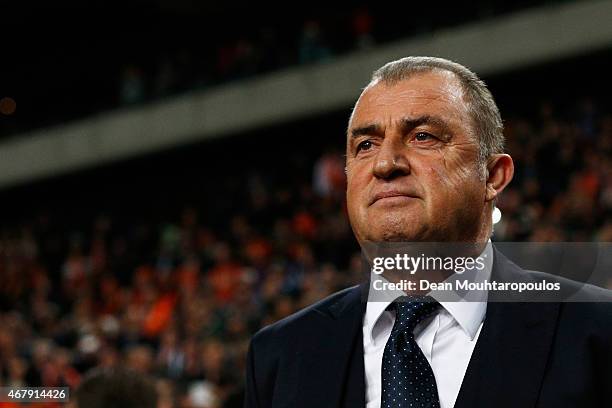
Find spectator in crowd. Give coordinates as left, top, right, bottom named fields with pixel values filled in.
left=70, top=367, right=157, bottom=408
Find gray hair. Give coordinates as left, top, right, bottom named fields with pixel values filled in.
left=365, top=56, right=504, bottom=166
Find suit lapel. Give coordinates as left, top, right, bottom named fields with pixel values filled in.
left=454, top=249, right=561, bottom=408
left=294, top=283, right=367, bottom=408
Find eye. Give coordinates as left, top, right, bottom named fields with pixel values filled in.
left=414, top=132, right=435, bottom=142
left=356, top=140, right=373, bottom=153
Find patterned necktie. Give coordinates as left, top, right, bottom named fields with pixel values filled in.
left=381, top=295, right=441, bottom=408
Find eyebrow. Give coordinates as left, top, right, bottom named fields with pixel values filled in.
left=400, top=115, right=451, bottom=135
left=350, top=123, right=384, bottom=139
left=350, top=114, right=452, bottom=140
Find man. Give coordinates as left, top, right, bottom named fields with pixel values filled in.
left=244, top=57, right=612, bottom=408
left=70, top=367, right=157, bottom=408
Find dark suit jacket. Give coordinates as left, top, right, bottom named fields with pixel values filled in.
left=244, top=248, right=612, bottom=408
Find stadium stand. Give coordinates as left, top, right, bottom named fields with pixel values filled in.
left=0, top=93, right=611, bottom=406
left=0, top=1, right=611, bottom=407
left=2, top=1, right=558, bottom=138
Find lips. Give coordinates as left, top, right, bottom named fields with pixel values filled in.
left=369, top=190, right=419, bottom=205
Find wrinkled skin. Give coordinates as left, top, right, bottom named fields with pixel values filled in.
left=346, top=70, right=513, bottom=244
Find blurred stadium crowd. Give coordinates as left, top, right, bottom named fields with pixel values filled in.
left=116, top=2, right=562, bottom=106
left=1, top=1, right=555, bottom=138
left=0, top=97, right=611, bottom=407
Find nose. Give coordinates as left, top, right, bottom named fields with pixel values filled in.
left=372, top=136, right=410, bottom=180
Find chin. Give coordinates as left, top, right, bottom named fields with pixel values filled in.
left=364, top=212, right=428, bottom=242
left=378, top=232, right=424, bottom=242
left=350, top=208, right=430, bottom=243
left=366, top=223, right=427, bottom=243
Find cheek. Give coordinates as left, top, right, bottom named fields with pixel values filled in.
left=423, top=155, right=481, bottom=203
left=346, top=165, right=375, bottom=232
left=443, top=151, right=473, bottom=180
left=346, top=171, right=366, bottom=215
left=346, top=163, right=369, bottom=198
left=428, top=163, right=462, bottom=190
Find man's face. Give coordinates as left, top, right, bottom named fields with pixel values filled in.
left=346, top=70, right=487, bottom=243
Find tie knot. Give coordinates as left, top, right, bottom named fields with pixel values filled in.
left=392, top=295, right=440, bottom=333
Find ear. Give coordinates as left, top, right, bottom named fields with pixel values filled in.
left=485, top=154, right=514, bottom=202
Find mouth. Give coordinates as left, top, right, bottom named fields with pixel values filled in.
left=369, top=191, right=419, bottom=206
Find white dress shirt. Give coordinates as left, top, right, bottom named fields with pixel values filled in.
left=363, top=243, right=492, bottom=408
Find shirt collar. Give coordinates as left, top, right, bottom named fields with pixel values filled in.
left=364, top=241, right=492, bottom=343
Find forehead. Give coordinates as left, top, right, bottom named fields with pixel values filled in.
left=350, top=70, right=469, bottom=129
